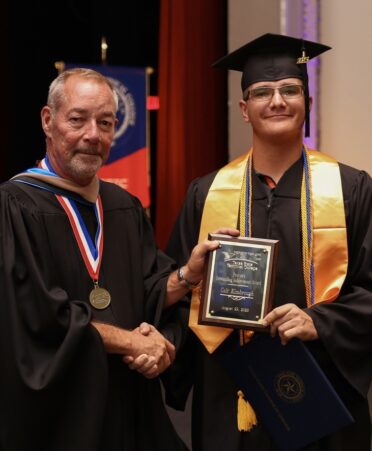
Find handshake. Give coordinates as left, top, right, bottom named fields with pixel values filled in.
left=91, top=320, right=175, bottom=380
left=92, top=228, right=241, bottom=379
left=123, top=322, right=175, bottom=379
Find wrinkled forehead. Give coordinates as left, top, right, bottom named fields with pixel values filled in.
left=60, top=77, right=117, bottom=110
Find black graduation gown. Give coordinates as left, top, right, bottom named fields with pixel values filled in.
left=165, top=157, right=372, bottom=451
left=0, top=179, right=188, bottom=451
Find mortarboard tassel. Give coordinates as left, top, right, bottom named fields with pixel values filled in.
left=237, top=390, right=257, bottom=432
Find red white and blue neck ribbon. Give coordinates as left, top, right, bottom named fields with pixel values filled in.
left=56, top=194, right=103, bottom=282
left=25, top=156, right=104, bottom=283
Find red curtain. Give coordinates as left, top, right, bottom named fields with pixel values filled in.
left=155, top=0, right=227, bottom=249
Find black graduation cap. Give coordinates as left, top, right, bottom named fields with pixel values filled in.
left=213, top=33, right=331, bottom=137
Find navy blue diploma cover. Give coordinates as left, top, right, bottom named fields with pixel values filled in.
left=222, top=334, right=354, bottom=451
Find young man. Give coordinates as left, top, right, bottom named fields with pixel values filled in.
left=0, top=68, right=216, bottom=451
left=165, top=34, right=372, bottom=450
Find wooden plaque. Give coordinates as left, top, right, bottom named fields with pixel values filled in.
left=199, top=234, right=279, bottom=331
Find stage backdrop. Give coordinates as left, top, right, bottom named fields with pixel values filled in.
left=63, top=63, right=151, bottom=208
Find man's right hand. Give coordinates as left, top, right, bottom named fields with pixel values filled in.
left=123, top=323, right=175, bottom=378
left=91, top=321, right=175, bottom=378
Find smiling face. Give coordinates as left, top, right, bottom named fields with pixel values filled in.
left=240, top=77, right=308, bottom=143
left=41, top=74, right=117, bottom=185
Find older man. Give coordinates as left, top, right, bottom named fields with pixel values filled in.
left=0, top=68, right=215, bottom=451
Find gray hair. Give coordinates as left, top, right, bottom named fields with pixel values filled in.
left=47, top=68, right=119, bottom=114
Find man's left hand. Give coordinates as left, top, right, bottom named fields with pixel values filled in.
left=182, top=227, right=240, bottom=284
left=123, top=323, right=174, bottom=378
left=262, top=303, right=318, bottom=345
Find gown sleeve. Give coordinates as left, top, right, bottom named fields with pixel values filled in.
left=166, top=176, right=212, bottom=264
left=161, top=176, right=214, bottom=409
left=0, top=186, right=107, bottom=390
left=0, top=186, right=108, bottom=449
left=132, top=197, right=178, bottom=326
left=306, top=169, right=372, bottom=396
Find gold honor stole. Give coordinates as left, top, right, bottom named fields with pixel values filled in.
left=189, top=148, right=348, bottom=354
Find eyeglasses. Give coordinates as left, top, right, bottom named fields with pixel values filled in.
left=245, top=84, right=304, bottom=102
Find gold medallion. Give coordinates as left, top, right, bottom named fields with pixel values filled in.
left=89, top=286, right=111, bottom=310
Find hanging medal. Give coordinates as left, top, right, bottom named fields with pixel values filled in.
left=55, top=194, right=111, bottom=310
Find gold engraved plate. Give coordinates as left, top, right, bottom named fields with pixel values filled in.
left=89, top=286, right=111, bottom=310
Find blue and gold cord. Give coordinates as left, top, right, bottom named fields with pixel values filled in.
left=301, top=147, right=314, bottom=306
left=240, top=148, right=314, bottom=307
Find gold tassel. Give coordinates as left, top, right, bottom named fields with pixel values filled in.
left=237, top=390, right=257, bottom=432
